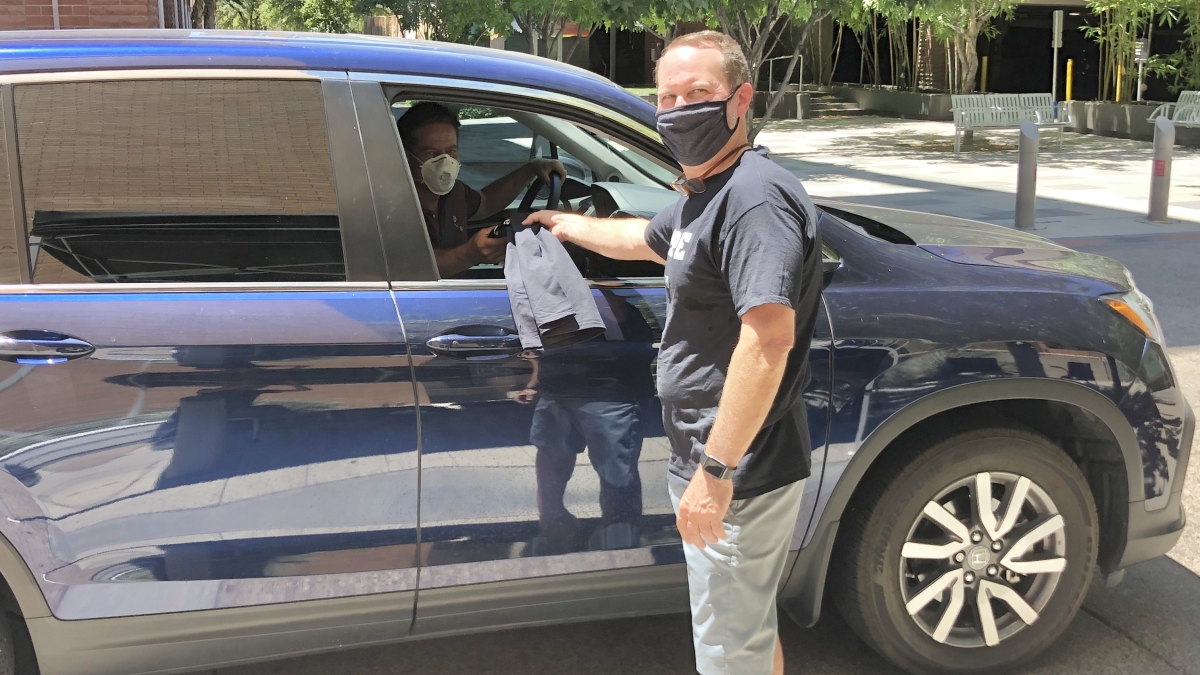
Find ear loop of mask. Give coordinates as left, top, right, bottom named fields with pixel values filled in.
left=670, top=138, right=751, bottom=196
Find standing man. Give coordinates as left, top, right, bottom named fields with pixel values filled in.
left=524, top=30, right=822, bottom=675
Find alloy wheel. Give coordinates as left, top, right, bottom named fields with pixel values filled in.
left=899, top=471, right=1067, bottom=648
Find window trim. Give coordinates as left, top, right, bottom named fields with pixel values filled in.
left=348, top=72, right=677, bottom=183
left=1, top=68, right=390, bottom=287
left=1, top=83, right=30, bottom=284
left=0, top=281, right=391, bottom=294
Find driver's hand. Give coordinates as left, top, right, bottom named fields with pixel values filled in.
left=467, top=227, right=506, bottom=264
left=530, top=158, right=567, bottom=185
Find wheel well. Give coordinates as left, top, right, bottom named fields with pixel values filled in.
left=836, top=399, right=1130, bottom=574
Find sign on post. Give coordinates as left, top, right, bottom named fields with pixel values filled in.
left=1135, top=38, right=1149, bottom=101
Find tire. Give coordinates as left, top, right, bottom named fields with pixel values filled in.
left=832, top=426, right=1098, bottom=675
left=0, top=611, right=16, bottom=675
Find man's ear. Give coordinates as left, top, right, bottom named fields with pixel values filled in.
left=732, top=82, right=754, bottom=125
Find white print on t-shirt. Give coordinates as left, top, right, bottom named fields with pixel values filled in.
left=667, top=230, right=693, bottom=261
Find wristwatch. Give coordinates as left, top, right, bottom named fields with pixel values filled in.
left=699, top=451, right=735, bottom=481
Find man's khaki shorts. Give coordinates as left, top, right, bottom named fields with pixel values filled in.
left=668, top=475, right=806, bottom=675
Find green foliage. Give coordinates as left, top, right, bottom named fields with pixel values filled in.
left=1145, top=0, right=1200, bottom=93
left=297, top=0, right=358, bottom=32
left=916, top=0, right=1017, bottom=93
left=361, top=0, right=509, bottom=44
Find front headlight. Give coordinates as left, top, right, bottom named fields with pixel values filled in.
left=1101, top=288, right=1165, bottom=344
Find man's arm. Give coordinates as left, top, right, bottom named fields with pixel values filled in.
left=675, top=303, right=796, bottom=547
left=476, top=159, right=566, bottom=220
left=435, top=227, right=505, bottom=278
left=524, top=211, right=664, bottom=264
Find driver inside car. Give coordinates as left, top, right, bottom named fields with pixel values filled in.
left=397, top=102, right=567, bottom=277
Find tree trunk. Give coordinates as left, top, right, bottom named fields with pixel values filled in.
left=957, top=30, right=980, bottom=94
left=203, top=0, right=216, bottom=29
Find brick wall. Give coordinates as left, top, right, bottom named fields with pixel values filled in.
left=0, top=0, right=162, bottom=31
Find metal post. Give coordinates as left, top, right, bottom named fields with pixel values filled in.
left=1016, top=120, right=1039, bottom=230
left=1065, top=59, right=1074, bottom=101
left=1051, top=10, right=1063, bottom=101
left=609, top=29, right=617, bottom=83
left=1149, top=117, right=1175, bottom=222
left=981, top=55, right=988, bottom=92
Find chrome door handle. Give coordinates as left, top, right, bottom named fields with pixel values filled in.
left=425, top=326, right=522, bottom=360
left=0, top=331, right=95, bottom=365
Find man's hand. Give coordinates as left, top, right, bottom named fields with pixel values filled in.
left=512, top=388, right=538, bottom=405
left=466, top=226, right=506, bottom=264
left=523, top=210, right=573, bottom=241
left=676, top=471, right=734, bottom=548
left=529, top=158, right=567, bottom=185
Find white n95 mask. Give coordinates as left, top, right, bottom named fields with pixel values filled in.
left=418, top=153, right=460, bottom=195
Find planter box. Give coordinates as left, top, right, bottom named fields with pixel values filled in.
left=1062, top=100, right=1200, bottom=147
left=829, top=85, right=954, bottom=121
left=752, top=90, right=810, bottom=119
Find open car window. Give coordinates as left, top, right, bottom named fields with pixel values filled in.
left=389, top=94, right=673, bottom=281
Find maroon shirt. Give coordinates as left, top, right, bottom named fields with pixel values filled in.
left=423, top=180, right=483, bottom=249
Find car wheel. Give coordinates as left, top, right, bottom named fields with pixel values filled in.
left=833, top=426, right=1098, bottom=675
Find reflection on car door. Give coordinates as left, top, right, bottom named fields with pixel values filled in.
left=0, top=75, right=420, bottom=621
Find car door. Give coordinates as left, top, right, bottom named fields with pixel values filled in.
left=0, top=73, right=419, bottom=623
left=348, top=76, right=833, bottom=633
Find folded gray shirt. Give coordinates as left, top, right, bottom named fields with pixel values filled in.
left=504, top=220, right=605, bottom=350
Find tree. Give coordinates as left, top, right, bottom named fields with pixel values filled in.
left=191, top=0, right=217, bottom=28
left=506, top=0, right=607, bottom=59
left=218, top=0, right=273, bottom=29
left=362, top=0, right=509, bottom=44
left=917, top=0, right=1017, bottom=93
left=298, top=0, right=359, bottom=32
left=710, top=0, right=854, bottom=140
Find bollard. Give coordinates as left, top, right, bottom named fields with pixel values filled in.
left=1149, top=116, right=1175, bottom=222
left=1015, top=120, right=1039, bottom=230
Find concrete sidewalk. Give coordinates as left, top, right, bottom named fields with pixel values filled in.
left=757, top=116, right=1200, bottom=240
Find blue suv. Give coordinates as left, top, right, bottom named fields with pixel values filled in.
left=0, top=30, right=1190, bottom=675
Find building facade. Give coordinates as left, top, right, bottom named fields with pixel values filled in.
left=1, top=0, right=190, bottom=31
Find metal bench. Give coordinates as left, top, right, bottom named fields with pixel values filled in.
left=951, top=93, right=1074, bottom=153
left=1148, top=91, right=1200, bottom=128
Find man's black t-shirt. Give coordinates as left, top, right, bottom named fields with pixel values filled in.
left=644, top=147, right=822, bottom=500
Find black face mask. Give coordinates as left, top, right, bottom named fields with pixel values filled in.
left=655, top=92, right=740, bottom=167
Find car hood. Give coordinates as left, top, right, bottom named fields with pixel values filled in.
left=818, top=201, right=1133, bottom=290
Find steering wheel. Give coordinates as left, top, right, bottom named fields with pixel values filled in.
left=518, top=171, right=562, bottom=212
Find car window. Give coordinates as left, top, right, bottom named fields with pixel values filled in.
left=15, top=79, right=344, bottom=284
left=388, top=94, right=670, bottom=281
left=0, top=109, right=18, bottom=284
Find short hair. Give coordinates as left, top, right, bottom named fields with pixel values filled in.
left=396, top=102, right=461, bottom=152
left=657, top=30, right=751, bottom=90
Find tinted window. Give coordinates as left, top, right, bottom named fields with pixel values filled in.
left=15, top=79, right=343, bottom=283
left=0, top=108, right=17, bottom=284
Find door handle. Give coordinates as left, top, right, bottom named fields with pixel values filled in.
left=425, top=325, right=523, bottom=360
left=0, top=330, right=95, bottom=365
